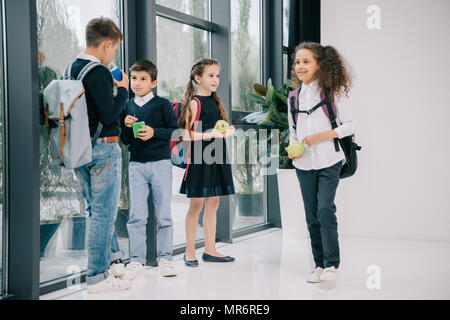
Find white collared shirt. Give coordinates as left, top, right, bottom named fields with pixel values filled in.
left=134, top=91, right=155, bottom=107
left=76, top=53, right=101, bottom=63
left=288, top=80, right=355, bottom=170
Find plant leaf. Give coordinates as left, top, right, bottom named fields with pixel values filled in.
left=249, top=92, right=267, bottom=105
left=253, top=83, right=267, bottom=97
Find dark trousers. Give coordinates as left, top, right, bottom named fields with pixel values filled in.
left=295, top=161, right=342, bottom=269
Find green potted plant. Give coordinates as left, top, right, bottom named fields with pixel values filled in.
left=247, top=78, right=294, bottom=168
left=40, top=199, right=64, bottom=258
left=114, top=142, right=130, bottom=239
left=232, top=134, right=264, bottom=217
left=247, top=79, right=309, bottom=238
left=40, top=126, right=65, bottom=258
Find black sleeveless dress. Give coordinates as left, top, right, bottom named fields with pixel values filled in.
left=179, top=95, right=235, bottom=198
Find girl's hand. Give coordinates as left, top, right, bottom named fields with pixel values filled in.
left=302, top=133, right=324, bottom=148
left=138, top=125, right=154, bottom=141
left=210, top=128, right=225, bottom=139
left=224, top=125, right=236, bottom=138
left=124, top=115, right=138, bottom=128
left=285, top=147, right=303, bottom=161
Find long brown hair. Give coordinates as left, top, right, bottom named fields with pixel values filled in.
left=290, top=42, right=352, bottom=103
left=178, top=58, right=228, bottom=132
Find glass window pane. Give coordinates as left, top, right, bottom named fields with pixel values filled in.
left=231, top=0, right=261, bottom=112
left=156, top=0, right=210, bottom=20
left=231, top=0, right=266, bottom=230
left=37, top=0, right=127, bottom=284
left=0, top=0, right=4, bottom=296
left=156, top=16, right=209, bottom=246
left=283, top=52, right=288, bottom=82
left=283, top=0, right=290, bottom=47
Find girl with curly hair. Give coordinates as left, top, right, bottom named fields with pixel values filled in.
left=286, top=42, right=355, bottom=285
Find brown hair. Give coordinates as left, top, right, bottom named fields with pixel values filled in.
left=130, top=59, right=158, bottom=81
left=178, top=58, right=228, bottom=132
left=86, top=17, right=123, bottom=47
left=290, top=42, right=352, bottom=103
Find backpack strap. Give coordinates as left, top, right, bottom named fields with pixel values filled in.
left=320, top=92, right=340, bottom=152
left=77, top=61, right=107, bottom=146
left=288, top=88, right=301, bottom=130
left=63, top=63, right=73, bottom=80
left=184, top=97, right=202, bottom=181
left=77, top=61, right=104, bottom=81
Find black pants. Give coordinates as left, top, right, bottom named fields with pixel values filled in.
left=295, top=161, right=342, bottom=269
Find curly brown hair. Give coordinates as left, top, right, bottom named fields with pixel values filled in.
left=290, top=42, right=352, bottom=103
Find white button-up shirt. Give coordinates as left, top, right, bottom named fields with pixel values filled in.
left=134, top=91, right=155, bottom=107
left=287, top=80, right=355, bottom=170
left=76, top=53, right=101, bottom=63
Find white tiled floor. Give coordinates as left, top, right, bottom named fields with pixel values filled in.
left=41, top=228, right=450, bottom=300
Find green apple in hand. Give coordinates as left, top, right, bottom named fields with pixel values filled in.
left=287, top=140, right=305, bottom=158
left=215, top=120, right=230, bottom=134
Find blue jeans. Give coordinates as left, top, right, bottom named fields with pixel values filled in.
left=295, top=161, right=342, bottom=269
left=128, top=159, right=174, bottom=264
left=74, top=141, right=123, bottom=285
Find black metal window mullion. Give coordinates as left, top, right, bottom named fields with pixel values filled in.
left=155, top=4, right=218, bottom=32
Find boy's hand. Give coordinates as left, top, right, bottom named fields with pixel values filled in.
left=285, top=147, right=303, bottom=161
left=124, top=115, right=138, bottom=128
left=138, top=125, right=154, bottom=141
left=114, top=70, right=129, bottom=89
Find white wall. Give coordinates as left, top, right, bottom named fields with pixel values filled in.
left=321, top=0, right=450, bottom=242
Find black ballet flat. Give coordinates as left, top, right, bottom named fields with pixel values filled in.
left=183, top=255, right=199, bottom=267
left=202, top=252, right=235, bottom=263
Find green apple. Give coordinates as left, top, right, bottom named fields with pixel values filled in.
left=215, top=120, right=230, bottom=134
left=287, top=140, right=305, bottom=158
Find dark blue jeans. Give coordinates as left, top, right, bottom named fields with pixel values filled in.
left=295, top=161, right=342, bottom=269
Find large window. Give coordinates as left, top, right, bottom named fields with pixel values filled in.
left=156, top=10, right=210, bottom=247
left=37, top=0, right=126, bottom=284
left=0, top=0, right=5, bottom=296
left=230, top=0, right=266, bottom=231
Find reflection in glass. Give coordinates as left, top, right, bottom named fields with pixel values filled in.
left=231, top=0, right=261, bottom=112
left=156, top=0, right=210, bottom=20
left=156, top=16, right=209, bottom=246
left=283, top=53, right=288, bottom=82
left=37, top=0, right=127, bottom=284
left=283, top=0, right=290, bottom=47
left=231, top=0, right=265, bottom=230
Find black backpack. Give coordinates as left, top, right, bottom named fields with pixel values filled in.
left=288, top=88, right=361, bottom=179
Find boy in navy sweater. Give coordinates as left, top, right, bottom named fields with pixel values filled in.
left=120, top=60, right=179, bottom=278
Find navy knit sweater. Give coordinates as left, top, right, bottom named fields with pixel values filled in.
left=71, top=59, right=129, bottom=138
left=120, top=95, right=179, bottom=163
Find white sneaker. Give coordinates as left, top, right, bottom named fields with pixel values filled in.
left=122, top=262, right=146, bottom=280
left=87, top=274, right=132, bottom=294
left=319, top=266, right=339, bottom=282
left=110, top=262, right=126, bottom=278
left=306, top=267, right=324, bottom=283
left=159, top=258, right=178, bottom=277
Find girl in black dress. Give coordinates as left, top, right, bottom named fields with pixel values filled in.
left=178, top=58, right=236, bottom=266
